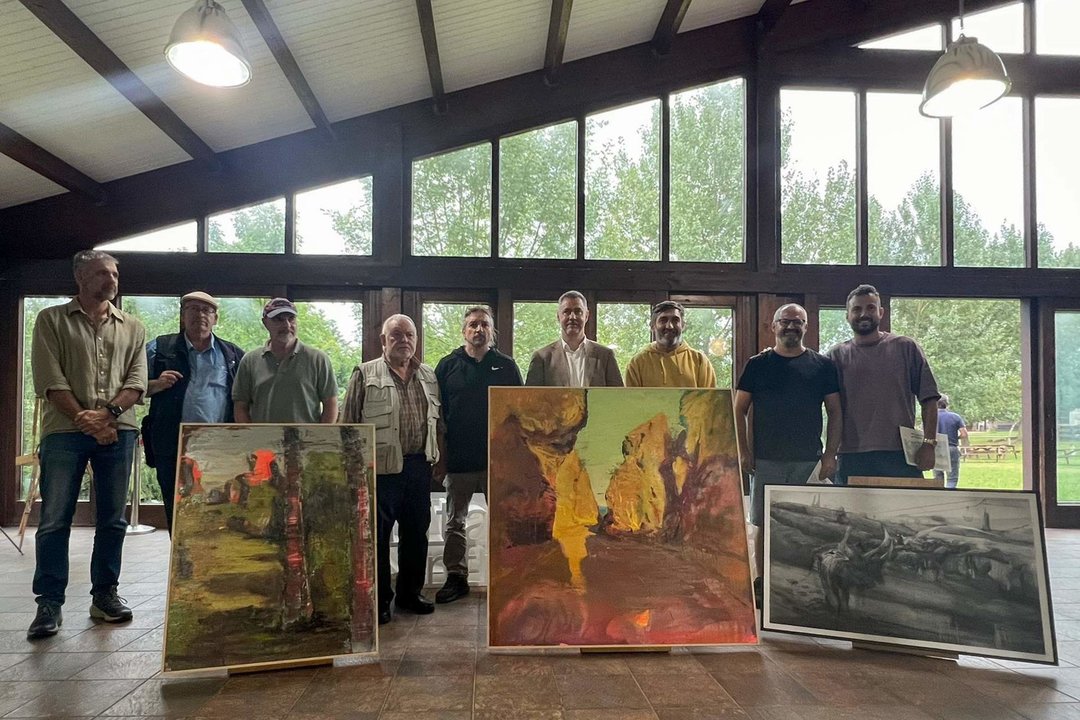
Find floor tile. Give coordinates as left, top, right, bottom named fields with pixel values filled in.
left=383, top=675, right=473, bottom=712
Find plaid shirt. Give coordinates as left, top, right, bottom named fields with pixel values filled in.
left=390, top=360, right=428, bottom=455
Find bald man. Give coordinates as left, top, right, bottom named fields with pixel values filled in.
left=342, top=314, right=443, bottom=625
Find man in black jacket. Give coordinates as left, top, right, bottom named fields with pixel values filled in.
left=433, top=305, right=522, bottom=603
left=144, top=292, right=244, bottom=531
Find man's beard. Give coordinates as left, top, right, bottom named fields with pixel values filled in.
left=850, top=317, right=879, bottom=335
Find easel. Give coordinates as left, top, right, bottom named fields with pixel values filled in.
left=10, top=398, right=44, bottom=554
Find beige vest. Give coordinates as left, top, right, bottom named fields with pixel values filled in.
left=359, top=358, right=441, bottom=474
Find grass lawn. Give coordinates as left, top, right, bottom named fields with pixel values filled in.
left=957, top=431, right=1080, bottom=501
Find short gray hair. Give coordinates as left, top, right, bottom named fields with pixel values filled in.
left=558, top=290, right=587, bottom=308
left=73, top=250, right=118, bottom=278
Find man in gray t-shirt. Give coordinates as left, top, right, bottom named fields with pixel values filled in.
left=826, top=284, right=940, bottom=485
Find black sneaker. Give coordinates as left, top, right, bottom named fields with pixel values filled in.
left=27, top=602, right=62, bottom=640
left=435, top=574, right=470, bottom=604
left=90, top=589, right=133, bottom=623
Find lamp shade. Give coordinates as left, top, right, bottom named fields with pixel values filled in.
left=919, top=35, right=1010, bottom=118
left=165, top=0, right=252, bottom=88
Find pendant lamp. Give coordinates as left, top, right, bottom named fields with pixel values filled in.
left=165, top=0, right=252, bottom=88
left=919, top=0, right=1010, bottom=118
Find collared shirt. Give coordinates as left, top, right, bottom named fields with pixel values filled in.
left=232, top=339, right=336, bottom=424
left=386, top=358, right=428, bottom=454
left=32, top=298, right=147, bottom=437
left=145, top=335, right=231, bottom=424
left=561, top=339, right=588, bottom=388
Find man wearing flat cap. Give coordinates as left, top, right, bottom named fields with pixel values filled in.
left=144, top=291, right=245, bottom=531
left=233, top=297, right=338, bottom=425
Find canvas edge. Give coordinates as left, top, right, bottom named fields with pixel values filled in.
left=762, top=484, right=1059, bottom=666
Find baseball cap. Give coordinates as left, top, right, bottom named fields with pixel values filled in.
left=181, top=291, right=220, bottom=309
left=263, top=297, right=298, bottom=319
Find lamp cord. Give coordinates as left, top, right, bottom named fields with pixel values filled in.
left=958, top=0, right=965, bottom=34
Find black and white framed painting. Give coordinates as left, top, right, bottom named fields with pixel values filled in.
left=764, top=486, right=1056, bottom=664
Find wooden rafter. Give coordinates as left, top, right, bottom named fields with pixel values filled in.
left=756, top=0, right=793, bottom=38
left=0, top=122, right=107, bottom=204
left=240, top=0, right=334, bottom=140
left=544, top=0, right=574, bottom=85
left=17, top=0, right=219, bottom=170
left=652, top=0, right=693, bottom=55
left=414, top=0, right=447, bottom=114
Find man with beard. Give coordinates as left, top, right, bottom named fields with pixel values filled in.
left=625, top=300, right=716, bottom=387
left=525, top=291, right=623, bottom=387
left=827, top=285, right=940, bottom=485
left=342, top=314, right=443, bottom=624
left=433, top=306, right=522, bottom=603
left=28, top=250, right=147, bottom=639
left=233, top=298, right=337, bottom=424
left=734, top=303, right=841, bottom=605
left=144, top=292, right=244, bottom=532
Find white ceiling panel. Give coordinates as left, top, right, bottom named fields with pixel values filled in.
left=433, top=0, right=548, bottom=94
left=681, top=0, right=763, bottom=33
left=0, top=155, right=66, bottom=210
left=66, top=0, right=313, bottom=151
left=263, top=0, right=431, bottom=122
left=564, top=0, right=667, bottom=63
left=0, top=1, right=190, bottom=182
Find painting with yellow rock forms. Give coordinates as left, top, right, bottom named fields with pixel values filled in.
left=487, top=388, right=757, bottom=648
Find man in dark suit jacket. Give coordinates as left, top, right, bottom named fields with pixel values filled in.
left=525, top=291, right=623, bottom=387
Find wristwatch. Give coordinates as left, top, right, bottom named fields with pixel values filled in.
left=921, top=437, right=937, bottom=446
left=104, top=403, right=124, bottom=419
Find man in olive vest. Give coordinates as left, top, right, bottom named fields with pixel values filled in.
left=342, top=314, right=443, bottom=625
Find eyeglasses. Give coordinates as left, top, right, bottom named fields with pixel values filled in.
left=777, top=319, right=805, bottom=327
left=184, top=305, right=217, bottom=316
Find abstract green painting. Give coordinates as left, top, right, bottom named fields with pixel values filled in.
left=164, top=424, right=377, bottom=672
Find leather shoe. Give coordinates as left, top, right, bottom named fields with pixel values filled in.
left=394, top=594, right=435, bottom=615
left=435, top=574, right=470, bottom=604
left=27, top=602, right=62, bottom=640
left=378, top=607, right=392, bottom=625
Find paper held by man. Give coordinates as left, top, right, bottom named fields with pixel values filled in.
left=899, top=426, right=951, bottom=473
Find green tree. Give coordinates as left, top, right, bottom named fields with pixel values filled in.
left=500, top=123, right=576, bottom=259
left=412, top=144, right=491, bottom=257
left=208, top=200, right=286, bottom=253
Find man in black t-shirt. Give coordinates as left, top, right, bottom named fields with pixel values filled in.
left=734, top=303, right=842, bottom=604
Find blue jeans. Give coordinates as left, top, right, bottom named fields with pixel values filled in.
left=934, top=446, right=962, bottom=488
left=750, top=459, right=819, bottom=526
left=33, top=430, right=137, bottom=606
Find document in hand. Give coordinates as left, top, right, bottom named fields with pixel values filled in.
left=899, top=426, right=951, bottom=473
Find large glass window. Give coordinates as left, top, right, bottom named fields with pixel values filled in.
left=867, top=92, right=941, bottom=266
left=1037, top=0, right=1080, bottom=55
left=953, top=97, right=1024, bottom=267
left=499, top=122, right=577, bottom=259
left=670, top=78, right=745, bottom=263
left=421, top=302, right=485, bottom=367
left=817, top=307, right=849, bottom=354
left=412, top=144, right=492, bottom=257
left=295, top=178, right=373, bottom=256
left=681, top=307, right=734, bottom=387
left=208, top=198, right=286, bottom=253
left=891, top=298, right=1022, bottom=490
left=595, top=303, right=651, bottom=378
left=1036, top=97, right=1080, bottom=269
left=857, top=24, right=944, bottom=50
left=513, top=302, right=559, bottom=365
left=585, top=100, right=661, bottom=261
left=96, top=222, right=197, bottom=253
left=20, top=297, right=70, bottom=500
left=951, top=2, right=1024, bottom=54
left=293, top=301, right=364, bottom=403
left=780, top=89, right=857, bottom=265
left=213, top=298, right=272, bottom=350
left=1056, top=311, right=1080, bottom=503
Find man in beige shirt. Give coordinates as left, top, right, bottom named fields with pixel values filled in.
left=28, top=250, right=147, bottom=640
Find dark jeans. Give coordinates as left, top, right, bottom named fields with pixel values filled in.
left=155, top=457, right=177, bottom=533
left=836, top=450, right=923, bottom=486
left=376, top=454, right=432, bottom=609
left=33, top=430, right=137, bottom=606
left=934, top=445, right=963, bottom=488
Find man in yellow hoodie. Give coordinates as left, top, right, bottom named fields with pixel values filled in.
left=624, top=300, right=717, bottom=388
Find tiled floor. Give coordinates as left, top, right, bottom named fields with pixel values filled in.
left=1, top=527, right=1079, bottom=719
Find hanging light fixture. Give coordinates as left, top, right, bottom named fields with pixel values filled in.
left=919, top=0, right=1010, bottom=118
left=165, top=0, right=252, bottom=88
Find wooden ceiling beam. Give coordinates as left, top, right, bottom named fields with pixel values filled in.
left=414, top=0, right=447, bottom=114
left=756, top=0, right=793, bottom=38
left=543, top=0, right=574, bottom=85
left=652, top=0, right=693, bottom=56
left=240, top=0, right=334, bottom=140
left=0, top=122, right=107, bottom=204
left=17, top=0, right=219, bottom=170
